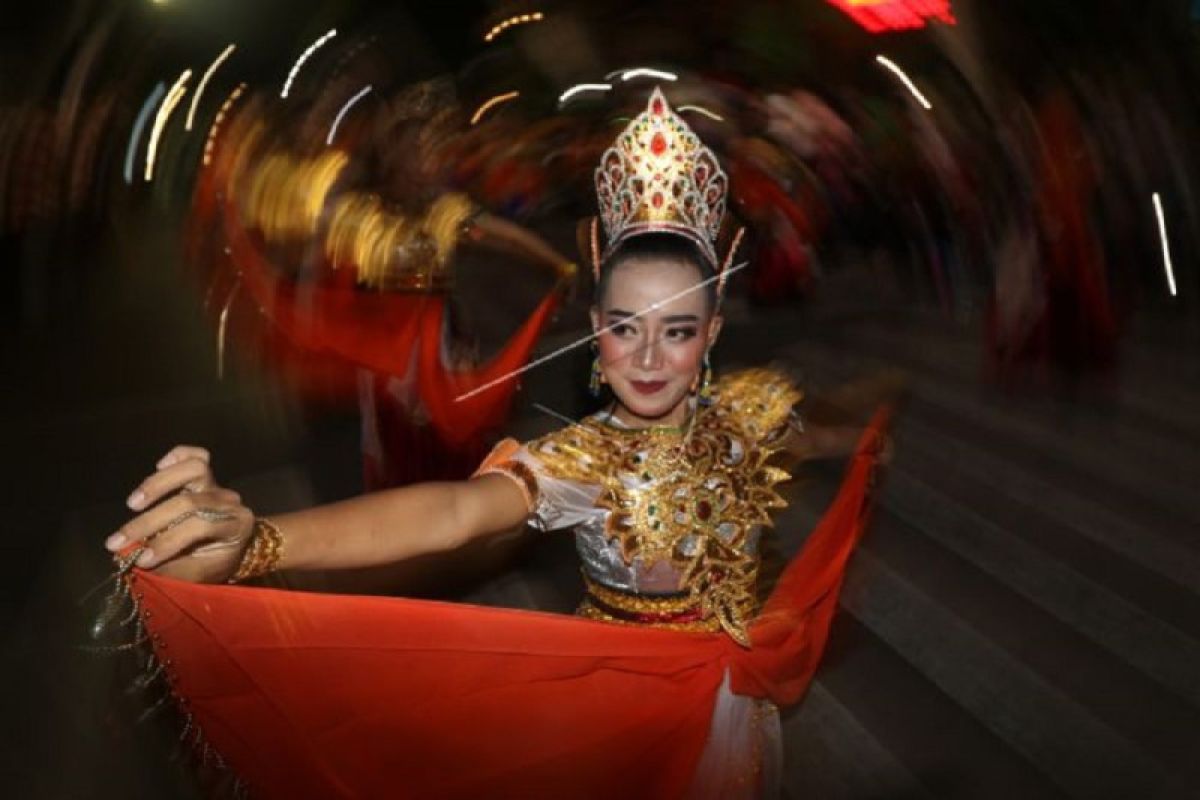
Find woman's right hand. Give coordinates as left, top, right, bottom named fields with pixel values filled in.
left=104, top=445, right=254, bottom=583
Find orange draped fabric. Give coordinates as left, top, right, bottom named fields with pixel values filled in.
left=129, top=411, right=888, bottom=798
left=219, top=200, right=561, bottom=447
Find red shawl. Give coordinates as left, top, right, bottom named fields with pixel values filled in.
left=129, top=410, right=888, bottom=798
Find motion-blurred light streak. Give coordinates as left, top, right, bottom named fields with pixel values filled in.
left=621, top=68, right=677, bottom=82
left=828, top=0, right=955, bottom=33
left=186, top=44, right=236, bottom=131
left=203, top=83, right=247, bottom=166
left=484, top=11, right=544, bottom=42
left=246, top=150, right=348, bottom=239
left=1152, top=192, right=1178, bottom=297
left=145, top=69, right=192, bottom=181
left=470, top=91, right=519, bottom=125
left=282, top=29, right=337, bottom=99
left=875, top=55, right=932, bottom=110
left=217, top=279, right=241, bottom=380
left=326, top=85, right=373, bottom=145
left=677, top=105, right=724, bottom=121
left=124, top=82, right=165, bottom=184
left=558, top=83, right=611, bottom=105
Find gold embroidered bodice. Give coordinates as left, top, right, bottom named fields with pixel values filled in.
left=526, top=369, right=801, bottom=645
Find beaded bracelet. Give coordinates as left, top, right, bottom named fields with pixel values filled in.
left=228, top=518, right=284, bottom=583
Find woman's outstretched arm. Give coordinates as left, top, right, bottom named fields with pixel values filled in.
left=105, top=445, right=530, bottom=583
left=270, top=473, right=528, bottom=572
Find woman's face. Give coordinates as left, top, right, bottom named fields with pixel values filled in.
left=592, top=257, right=721, bottom=427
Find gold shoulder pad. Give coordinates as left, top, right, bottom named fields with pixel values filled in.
left=709, top=368, right=803, bottom=442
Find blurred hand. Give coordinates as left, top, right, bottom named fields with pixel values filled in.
left=104, top=446, right=253, bottom=583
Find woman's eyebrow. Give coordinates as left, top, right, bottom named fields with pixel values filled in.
left=604, top=310, right=700, bottom=324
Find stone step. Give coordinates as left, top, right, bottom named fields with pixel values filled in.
left=841, top=549, right=1173, bottom=799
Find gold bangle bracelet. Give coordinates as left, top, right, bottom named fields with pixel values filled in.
left=228, top=517, right=285, bottom=583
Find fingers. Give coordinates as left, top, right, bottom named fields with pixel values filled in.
left=107, top=488, right=241, bottom=555
left=157, top=445, right=210, bottom=470
left=138, top=499, right=251, bottom=569
left=127, top=455, right=216, bottom=511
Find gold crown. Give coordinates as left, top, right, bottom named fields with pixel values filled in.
left=594, top=88, right=728, bottom=266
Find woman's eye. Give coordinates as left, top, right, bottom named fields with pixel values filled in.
left=610, top=323, right=636, bottom=337
left=665, top=327, right=698, bottom=341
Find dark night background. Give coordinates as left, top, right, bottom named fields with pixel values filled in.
left=2, top=1, right=1199, bottom=797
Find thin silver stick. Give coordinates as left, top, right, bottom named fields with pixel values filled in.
left=454, top=260, right=748, bottom=402
left=531, top=402, right=579, bottom=426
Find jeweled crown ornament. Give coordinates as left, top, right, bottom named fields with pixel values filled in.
left=594, top=88, right=728, bottom=268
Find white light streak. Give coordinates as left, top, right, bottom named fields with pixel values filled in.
left=876, top=54, right=932, bottom=110
left=282, top=29, right=337, bottom=99
left=186, top=44, right=236, bottom=131
left=454, top=260, right=749, bottom=402
left=326, top=84, right=372, bottom=145
left=470, top=90, right=520, bottom=125
left=677, top=104, right=724, bottom=122
left=145, top=69, right=192, bottom=181
left=124, top=82, right=165, bottom=184
left=558, top=83, right=611, bottom=105
left=1152, top=192, right=1178, bottom=297
left=621, top=68, right=678, bottom=82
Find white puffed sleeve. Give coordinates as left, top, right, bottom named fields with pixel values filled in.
left=472, top=438, right=602, bottom=532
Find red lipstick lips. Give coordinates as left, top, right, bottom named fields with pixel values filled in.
left=630, top=380, right=668, bottom=395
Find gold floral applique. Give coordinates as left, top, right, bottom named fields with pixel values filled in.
left=529, top=368, right=801, bottom=645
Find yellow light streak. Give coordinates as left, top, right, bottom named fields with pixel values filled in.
left=144, top=69, right=191, bottom=181
left=677, top=104, right=724, bottom=121
left=470, top=91, right=519, bottom=125
left=484, top=11, right=544, bottom=42
left=202, top=82, right=247, bottom=167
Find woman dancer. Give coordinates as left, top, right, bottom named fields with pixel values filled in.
left=100, top=89, right=888, bottom=799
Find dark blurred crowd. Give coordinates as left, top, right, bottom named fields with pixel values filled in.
left=3, top=0, right=1198, bottom=388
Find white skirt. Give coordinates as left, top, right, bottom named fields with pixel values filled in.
left=686, top=670, right=782, bottom=799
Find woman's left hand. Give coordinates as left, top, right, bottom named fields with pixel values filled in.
left=104, top=445, right=255, bottom=583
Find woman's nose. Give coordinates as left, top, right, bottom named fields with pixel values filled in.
left=636, top=333, right=664, bottom=370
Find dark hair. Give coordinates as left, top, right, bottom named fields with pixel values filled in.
left=594, top=232, right=718, bottom=311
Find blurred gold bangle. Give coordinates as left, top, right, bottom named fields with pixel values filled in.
left=228, top=517, right=284, bottom=583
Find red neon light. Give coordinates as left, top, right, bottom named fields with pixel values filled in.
left=827, top=0, right=956, bottom=33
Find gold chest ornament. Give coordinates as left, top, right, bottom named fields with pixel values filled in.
left=528, top=369, right=801, bottom=646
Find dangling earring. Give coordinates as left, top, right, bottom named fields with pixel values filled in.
left=698, top=352, right=714, bottom=406
left=589, top=343, right=604, bottom=397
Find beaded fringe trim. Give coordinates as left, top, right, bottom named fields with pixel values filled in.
left=84, top=546, right=249, bottom=799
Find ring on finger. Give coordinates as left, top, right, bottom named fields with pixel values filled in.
left=195, top=507, right=237, bottom=523
left=153, top=507, right=237, bottom=538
